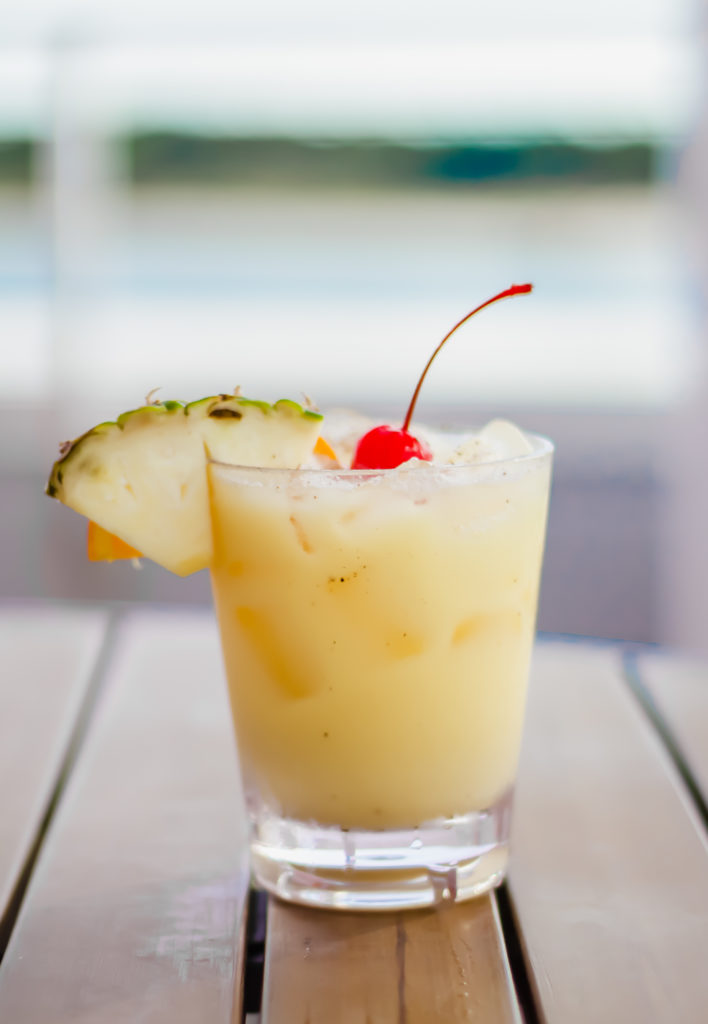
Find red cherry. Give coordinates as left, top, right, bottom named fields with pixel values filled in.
left=351, top=283, right=533, bottom=470
left=351, top=425, right=432, bottom=470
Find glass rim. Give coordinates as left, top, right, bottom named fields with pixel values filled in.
left=207, top=431, right=554, bottom=478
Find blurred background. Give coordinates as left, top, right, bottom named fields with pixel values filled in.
left=2, top=1, right=707, bottom=648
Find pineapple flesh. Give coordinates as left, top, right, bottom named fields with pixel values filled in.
left=47, top=395, right=323, bottom=576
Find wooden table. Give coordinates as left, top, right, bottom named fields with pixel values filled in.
left=1, top=602, right=707, bottom=1022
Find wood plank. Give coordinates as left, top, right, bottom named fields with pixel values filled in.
left=0, top=602, right=109, bottom=939
left=634, top=650, right=708, bottom=805
left=0, top=608, right=250, bottom=1023
left=263, top=896, right=522, bottom=1024
left=509, top=642, right=708, bottom=1024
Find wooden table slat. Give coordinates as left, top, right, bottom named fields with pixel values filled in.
left=0, top=608, right=250, bottom=1024
left=634, top=650, right=708, bottom=808
left=263, top=896, right=522, bottom=1024
left=0, top=603, right=109, bottom=938
left=509, top=643, right=708, bottom=1024
left=3, top=611, right=708, bottom=1023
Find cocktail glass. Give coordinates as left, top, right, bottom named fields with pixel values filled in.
left=208, top=432, right=552, bottom=910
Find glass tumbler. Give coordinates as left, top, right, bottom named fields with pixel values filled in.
left=208, top=434, right=552, bottom=910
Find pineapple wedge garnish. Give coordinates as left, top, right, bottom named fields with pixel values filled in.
left=47, top=395, right=323, bottom=576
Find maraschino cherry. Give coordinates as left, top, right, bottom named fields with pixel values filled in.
left=351, top=283, right=533, bottom=470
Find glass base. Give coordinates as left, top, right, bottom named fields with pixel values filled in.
left=249, top=790, right=512, bottom=911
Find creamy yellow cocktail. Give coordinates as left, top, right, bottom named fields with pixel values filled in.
left=46, top=283, right=551, bottom=908
left=209, top=427, right=551, bottom=837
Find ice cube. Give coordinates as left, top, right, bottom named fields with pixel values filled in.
left=477, top=419, right=534, bottom=459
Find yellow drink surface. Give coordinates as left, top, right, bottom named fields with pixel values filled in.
left=209, top=450, right=551, bottom=830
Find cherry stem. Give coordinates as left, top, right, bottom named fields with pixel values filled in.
left=401, top=283, right=533, bottom=434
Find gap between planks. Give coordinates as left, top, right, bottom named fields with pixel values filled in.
left=0, top=605, right=119, bottom=962
left=0, top=608, right=251, bottom=1024
left=622, top=648, right=708, bottom=832
left=508, top=642, right=708, bottom=1024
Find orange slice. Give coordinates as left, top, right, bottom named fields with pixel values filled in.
left=313, top=436, right=338, bottom=461
left=87, top=520, right=141, bottom=562
left=86, top=435, right=338, bottom=563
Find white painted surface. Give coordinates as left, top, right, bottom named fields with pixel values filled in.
left=0, top=603, right=108, bottom=923
left=0, top=607, right=250, bottom=1023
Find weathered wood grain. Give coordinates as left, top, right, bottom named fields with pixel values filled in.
left=510, top=642, right=708, bottom=1024
left=5, top=613, right=708, bottom=1023
left=262, top=896, right=521, bottom=1023
left=0, top=608, right=250, bottom=1023
left=0, top=602, right=108, bottom=940
left=634, top=650, right=708, bottom=807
